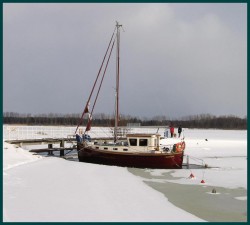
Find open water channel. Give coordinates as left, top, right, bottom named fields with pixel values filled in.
left=128, top=168, right=247, bottom=222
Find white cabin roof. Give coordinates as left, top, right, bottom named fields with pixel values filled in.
left=126, top=133, right=161, bottom=138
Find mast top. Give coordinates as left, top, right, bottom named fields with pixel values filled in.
left=116, top=21, right=122, bottom=29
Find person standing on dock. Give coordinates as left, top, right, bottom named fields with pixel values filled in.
left=178, top=125, right=182, bottom=138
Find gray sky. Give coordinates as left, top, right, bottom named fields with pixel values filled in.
left=3, top=3, right=247, bottom=119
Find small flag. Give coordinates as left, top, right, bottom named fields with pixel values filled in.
left=85, top=114, right=92, bottom=132
left=84, top=103, right=90, bottom=113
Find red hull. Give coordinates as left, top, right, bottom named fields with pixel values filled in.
left=78, top=147, right=184, bottom=169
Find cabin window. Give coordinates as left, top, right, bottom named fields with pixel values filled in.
left=139, top=139, right=148, bottom=146
left=129, top=138, right=137, bottom=146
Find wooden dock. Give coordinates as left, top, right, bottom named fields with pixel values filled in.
left=6, top=138, right=77, bottom=157
left=29, top=146, right=76, bottom=156
left=6, top=137, right=126, bottom=157
left=6, top=137, right=123, bottom=146
left=6, top=137, right=76, bottom=147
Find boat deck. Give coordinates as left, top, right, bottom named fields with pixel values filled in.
left=81, top=141, right=176, bottom=154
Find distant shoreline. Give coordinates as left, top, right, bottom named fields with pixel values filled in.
left=3, top=124, right=247, bottom=130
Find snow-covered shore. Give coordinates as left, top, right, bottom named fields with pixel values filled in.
left=3, top=141, right=41, bottom=171
left=3, top=141, right=204, bottom=222
left=3, top=128, right=247, bottom=222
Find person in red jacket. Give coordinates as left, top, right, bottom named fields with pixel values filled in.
left=170, top=125, right=174, bottom=138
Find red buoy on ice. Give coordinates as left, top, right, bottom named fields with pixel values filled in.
left=189, top=173, right=195, bottom=179
left=200, top=179, right=205, bottom=183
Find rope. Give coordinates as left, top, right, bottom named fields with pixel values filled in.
left=65, top=149, right=74, bottom=155
left=188, top=155, right=205, bottom=166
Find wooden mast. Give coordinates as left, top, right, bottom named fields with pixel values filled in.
left=114, top=21, right=122, bottom=143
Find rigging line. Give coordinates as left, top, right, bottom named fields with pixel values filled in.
left=75, top=27, right=116, bottom=134
left=92, top=127, right=110, bottom=137
left=88, top=129, right=108, bottom=138
left=90, top=39, right=116, bottom=116
left=102, top=127, right=114, bottom=137
left=84, top=39, right=116, bottom=134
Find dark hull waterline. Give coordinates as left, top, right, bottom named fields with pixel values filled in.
left=78, top=147, right=184, bottom=169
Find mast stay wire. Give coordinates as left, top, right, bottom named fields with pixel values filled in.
left=84, top=38, right=116, bottom=134
left=75, top=27, right=116, bottom=134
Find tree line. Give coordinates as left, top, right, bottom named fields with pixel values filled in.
left=3, top=112, right=247, bottom=130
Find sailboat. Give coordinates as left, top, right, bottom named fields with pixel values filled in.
left=75, top=22, right=185, bottom=169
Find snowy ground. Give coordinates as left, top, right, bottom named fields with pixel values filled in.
left=3, top=128, right=247, bottom=222
left=163, top=129, right=247, bottom=189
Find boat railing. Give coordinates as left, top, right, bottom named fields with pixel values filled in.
left=82, top=140, right=177, bottom=154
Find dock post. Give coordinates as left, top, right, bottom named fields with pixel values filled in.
left=60, top=140, right=65, bottom=157
left=48, top=143, right=54, bottom=156
left=187, top=155, right=189, bottom=169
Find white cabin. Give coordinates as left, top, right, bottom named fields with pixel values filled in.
left=126, top=133, right=161, bottom=151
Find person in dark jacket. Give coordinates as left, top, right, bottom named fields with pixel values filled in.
left=178, top=126, right=182, bottom=138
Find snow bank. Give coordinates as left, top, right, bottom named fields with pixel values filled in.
left=3, top=142, right=204, bottom=222
left=3, top=141, right=41, bottom=171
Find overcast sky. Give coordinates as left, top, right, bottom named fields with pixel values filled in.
left=3, top=3, right=247, bottom=119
